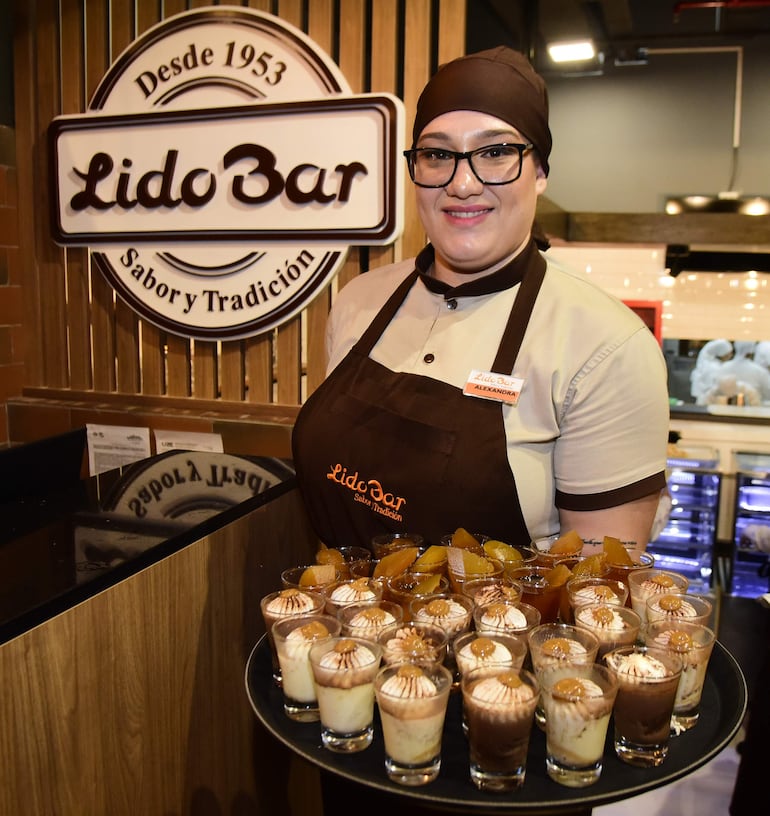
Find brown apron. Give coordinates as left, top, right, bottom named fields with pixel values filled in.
left=291, top=248, right=547, bottom=550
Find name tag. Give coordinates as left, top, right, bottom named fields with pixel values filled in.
left=463, top=369, right=524, bottom=406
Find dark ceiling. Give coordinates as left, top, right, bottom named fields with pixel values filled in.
left=467, top=0, right=770, bottom=75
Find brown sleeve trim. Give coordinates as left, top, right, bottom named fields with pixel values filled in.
left=555, top=472, right=667, bottom=512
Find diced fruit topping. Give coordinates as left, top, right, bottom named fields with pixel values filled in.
left=542, top=637, right=574, bottom=658
left=667, top=631, right=694, bottom=652
left=652, top=574, right=675, bottom=588
left=659, top=595, right=684, bottom=612
left=299, top=620, right=331, bottom=640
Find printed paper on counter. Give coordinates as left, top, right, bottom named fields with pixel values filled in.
left=86, top=424, right=151, bottom=476
left=154, top=430, right=224, bottom=453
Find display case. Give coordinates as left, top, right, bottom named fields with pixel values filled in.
left=648, top=447, right=721, bottom=594
left=731, top=452, right=770, bottom=598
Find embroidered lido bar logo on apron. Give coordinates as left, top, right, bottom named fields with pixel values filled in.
left=327, top=463, right=407, bottom=521
left=48, top=7, right=404, bottom=340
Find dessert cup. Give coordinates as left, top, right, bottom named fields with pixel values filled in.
left=453, top=631, right=528, bottom=678
left=374, top=662, right=453, bottom=785
left=565, top=576, right=628, bottom=625
left=272, top=613, right=341, bottom=721
left=604, top=551, right=655, bottom=605
left=645, top=592, right=713, bottom=629
left=308, top=636, right=382, bottom=752
left=460, top=575, right=523, bottom=607
left=461, top=665, right=540, bottom=792
left=472, top=599, right=541, bottom=640
left=377, top=621, right=449, bottom=668
left=337, top=600, right=403, bottom=641
left=260, top=588, right=325, bottom=686
left=371, top=532, right=425, bottom=560
left=644, top=619, right=717, bottom=734
left=628, top=568, right=690, bottom=625
left=322, top=576, right=382, bottom=616
left=527, top=622, right=600, bottom=728
left=573, top=601, right=641, bottom=659
left=385, top=572, right=449, bottom=621
left=539, top=662, right=618, bottom=787
left=604, top=644, right=683, bottom=767
left=506, top=564, right=564, bottom=624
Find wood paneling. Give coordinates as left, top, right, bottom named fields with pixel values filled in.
left=10, top=0, right=468, bottom=430
left=0, top=489, right=321, bottom=816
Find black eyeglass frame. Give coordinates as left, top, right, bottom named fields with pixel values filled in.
left=402, top=142, right=535, bottom=188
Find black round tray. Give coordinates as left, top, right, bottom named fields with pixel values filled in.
left=245, top=635, right=746, bottom=814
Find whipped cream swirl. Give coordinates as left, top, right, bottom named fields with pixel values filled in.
left=329, top=578, right=377, bottom=605
left=606, top=651, right=669, bottom=679
left=470, top=672, right=535, bottom=705
left=265, top=588, right=318, bottom=615
left=318, top=638, right=377, bottom=670
left=478, top=602, right=527, bottom=630
left=380, top=664, right=438, bottom=698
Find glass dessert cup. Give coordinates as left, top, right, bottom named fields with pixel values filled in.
left=271, top=613, right=341, bottom=722
left=604, top=644, right=683, bottom=767
left=322, top=576, right=383, bottom=616
left=308, top=636, right=383, bottom=753
left=371, top=532, right=425, bottom=560
left=644, top=619, right=717, bottom=735
left=385, top=572, right=449, bottom=621
left=565, top=576, right=628, bottom=626
left=280, top=564, right=342, bottom=593
left=573, top=601, right=642, bottom=660
left=645, top=592, right=714, bottom=629
left=337, top=600, right=403, bottom=642
left=453, top=631, right=528, bottom=678
left=460, top=575, right=523, bottom=607
left=604, top=551, right=655, bottom=605
left=374, top=662, right=453, bottom=786
left=527, top=622, right=601, bottom=729
left=409, top=594, right=474, bottom=641
left=444, top=550, right=504, bottom=595
left=530, top=533, right=585, bottom=569
left=628, top=568, right=690, bottom=625
left=539, top=662, right=618, bottom=788
left=472, top=599, right=541, bottom=638
left=506, top=564, right=564, bottom=624
left=461, top=665, right=540, bottom=792
left=377, top=621, right=449, bottom=668
left=260, top=588, right=326, bottom=686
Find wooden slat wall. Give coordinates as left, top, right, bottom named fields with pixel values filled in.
left=13, top=0, right=468, bottom=419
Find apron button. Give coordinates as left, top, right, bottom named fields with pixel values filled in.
left=423, top=353, right=435, bottom=364
left=446, top=298, right=458, bottom=310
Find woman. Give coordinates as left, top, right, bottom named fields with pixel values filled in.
left=292, top=46, right=669, bottom=554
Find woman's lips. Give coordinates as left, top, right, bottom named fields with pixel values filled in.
left=443, top=206, right=492, bottom=221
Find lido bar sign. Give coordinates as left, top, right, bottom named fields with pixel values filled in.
left=49, top=6, right=404, bottom=340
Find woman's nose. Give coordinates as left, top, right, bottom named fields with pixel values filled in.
left=445, top=157, right=483, bottom=195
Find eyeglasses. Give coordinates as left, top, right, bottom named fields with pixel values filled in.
left=403, top=142, right=534, bottom=188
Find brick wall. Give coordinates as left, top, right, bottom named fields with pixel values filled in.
left=0, top=124, right=22, bottom=447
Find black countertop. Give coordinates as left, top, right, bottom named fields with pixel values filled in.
left=0, top=446, right=297, bottom=646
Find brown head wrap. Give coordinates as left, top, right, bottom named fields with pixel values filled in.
left=412, top=46, right=552, bottom=176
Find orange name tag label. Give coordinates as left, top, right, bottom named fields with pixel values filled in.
left=463, top=369, right=524, bottom=406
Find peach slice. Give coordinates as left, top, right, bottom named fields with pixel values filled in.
left=602, top=535, right=634, bottom=566
left=483, top=540, right=524, bottom=563
left=373, top=546, right=419, bottom=578
left=298, top=563, right=337, bottom=587
left=451, top=527, right=482, bottom=550
left=549, top=529, right=584, bottom=555
left=544, top=563, right=573, bottom=587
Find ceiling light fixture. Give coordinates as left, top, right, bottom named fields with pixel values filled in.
left=547, top=40, right=596, bottom=63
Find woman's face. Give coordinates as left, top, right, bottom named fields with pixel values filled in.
left=414, top=110, right=547, bottom=281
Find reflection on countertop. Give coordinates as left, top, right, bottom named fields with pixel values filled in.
left=0, top=446, right=296, bottom=645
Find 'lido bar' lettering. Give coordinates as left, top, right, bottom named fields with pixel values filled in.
left=69, top=145, right=368, bottom=211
